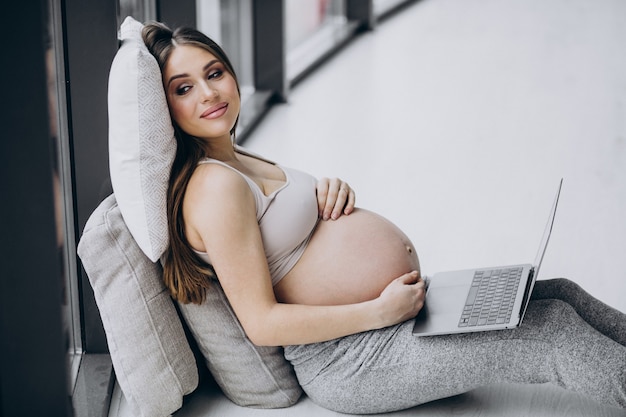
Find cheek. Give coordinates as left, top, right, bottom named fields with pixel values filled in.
left=168, top=99, right=194, bottom=127
left=230, top=81, right=241, bottom=103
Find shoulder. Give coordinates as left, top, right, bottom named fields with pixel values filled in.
left=189, top=162, right=247, bottom=194
left=184, top=162, right=256, bottom=224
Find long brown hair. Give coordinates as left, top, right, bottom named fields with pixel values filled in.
left=142, top=22, right=240, bottom=304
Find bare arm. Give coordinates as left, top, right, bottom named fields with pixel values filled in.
left=185, top=165, right=425, bottom=346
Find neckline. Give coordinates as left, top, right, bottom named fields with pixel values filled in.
left=251, top=164, right=289, bottom=198
left=200, top=157, right=289, bottom=198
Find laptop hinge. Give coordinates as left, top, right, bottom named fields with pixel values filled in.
left=518, top=267, right=536, bottom=320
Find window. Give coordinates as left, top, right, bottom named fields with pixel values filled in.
left=197, top=0, right=255, bottom=103
left=47, top=0, right=83, bottom=392
left=373, top=0, right=410, bottom=19
left=285, top=0, right=354, bottom=83
left=117, top=0, right=156, bottom=27
left=197, top=0, right=260, bottom=138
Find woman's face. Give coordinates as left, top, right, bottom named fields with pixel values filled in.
left=163, top=45, right=240, bottom=142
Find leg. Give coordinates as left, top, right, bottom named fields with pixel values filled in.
left=285, top=299, right=626, bottom=414
left=533, top=278, right=626, bottom=346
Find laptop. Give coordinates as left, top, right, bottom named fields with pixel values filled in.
left=412, top=179, right=562, bottom=336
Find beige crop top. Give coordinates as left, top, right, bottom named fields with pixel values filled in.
left=193, top=150, right=319, bottom=286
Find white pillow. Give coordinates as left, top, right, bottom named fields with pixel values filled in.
left=108, top=16, right=175, bottom=262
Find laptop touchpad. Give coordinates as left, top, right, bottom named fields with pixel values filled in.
left=425, top=285, right=469, bottom=316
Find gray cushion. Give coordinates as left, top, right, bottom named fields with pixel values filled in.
left=77, top=194, right=198, bottom=417
left=178, top=285, right=303, bottom=408
left=78, top=194, right=303, bottom=412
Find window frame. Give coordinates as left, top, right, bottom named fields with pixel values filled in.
left=1, top=0, right=72, bottom=414
left=48, top=0, right=84, bottom=392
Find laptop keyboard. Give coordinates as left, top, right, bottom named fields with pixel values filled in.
left=458, top=266, right=523, bottom=328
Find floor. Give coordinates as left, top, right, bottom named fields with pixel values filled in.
left=110, top=0, right=626, bottom=415
left=245, top=0, right=626, bottom=314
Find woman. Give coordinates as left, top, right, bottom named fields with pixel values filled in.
left=143, top=22, right=626, bottom=413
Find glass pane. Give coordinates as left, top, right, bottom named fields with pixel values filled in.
left=197, top=0, right=257, bottom=137
left=286, top=0, right=337, bottom=51
left=285, top=0, right=351, bottom=82
left=117, top=0, right=156, bottom=27
left=47, top=0, right=83, bottom=391
left=197, top=0, right=255, bottom=102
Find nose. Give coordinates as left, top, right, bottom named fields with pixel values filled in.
left=200, top=81, right=218, bottom=102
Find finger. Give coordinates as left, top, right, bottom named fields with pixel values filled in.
left=316, top=178, right=330, bottom=217
left=343, top=187, right=356, bottom=215
left=415, top=274, right=428, bottom=292
left=323, top=178, right=342, bottom=220
left=397, top=271, right=420, bottom=285
left=331, top=183, right=351, bottom=219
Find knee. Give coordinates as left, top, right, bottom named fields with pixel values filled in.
left=550, top=277, right=580, bottom=291
left=534, top=278, right=582, bottom=300
left=528, top=299, right=577, bottom=329
left=535, top=298, right=572, bottom=314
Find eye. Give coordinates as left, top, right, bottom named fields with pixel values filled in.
left=208, top=69, right=223, bottom=80
left=175, top=85, right=191, bottom=96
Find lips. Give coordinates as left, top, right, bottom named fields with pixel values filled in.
left=201, top=102, right=228, bottom=119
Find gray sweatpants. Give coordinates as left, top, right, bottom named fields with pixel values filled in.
left=284, top=279, right=626, bottom=414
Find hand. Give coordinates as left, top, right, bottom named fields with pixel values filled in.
left=375, top=271, right=426, bottom=328
left=316, top=177, right=356, bottom=220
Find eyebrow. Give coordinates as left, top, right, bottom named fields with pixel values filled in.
left=166, top=59, right=221, bottom=88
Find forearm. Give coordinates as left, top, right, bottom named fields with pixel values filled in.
left=240, top=271, right=423, bottom=347
left=245, top=299, right=384, bottom=346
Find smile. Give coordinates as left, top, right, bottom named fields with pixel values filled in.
left=201, top=103, right=228, bottom=119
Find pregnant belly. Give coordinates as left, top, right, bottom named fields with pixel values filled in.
left=274, top=208, right=420, bottom=305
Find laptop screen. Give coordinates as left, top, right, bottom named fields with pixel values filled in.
left=518, top=178, right=563, bottom=323
left=533, top=179, right=563, bottom=273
